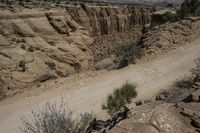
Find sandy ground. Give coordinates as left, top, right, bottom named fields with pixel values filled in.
left=0, top=39, right=200, bottom=133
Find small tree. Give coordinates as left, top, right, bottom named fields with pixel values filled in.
left=102, top=82, right=137, bottom=115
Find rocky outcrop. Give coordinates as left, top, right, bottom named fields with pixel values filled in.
left=151, top=9, right=176, bottom=28
left=85, top=68, right=200, bottom=133
left=0, top=9, right=94, bottom=98
left=65, top=5, right=152, bottom=36
left=66, top=5, right=152, bottom=62
left=90, top=31, right=142, bottom=62
left=0, top=5, right=152, bottom=98
left=142, top=17, right=200, bottom=57
left=111, top=102, right=197, bottom=133
left=111, top=80, right=200, bottom=133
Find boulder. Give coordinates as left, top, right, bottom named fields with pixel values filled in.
left=191, top=89, right=200, bottom=102
left=151, top=9, right=176, bottom=28
left=192, top=117, right=200, bottom=128
left=111, top=103, right=195, bottom=133
left=46, top=13, right=70, bottom=34
left=95, top=58, right=114, bottom=70
left=178, top=102, right=200, bottom=118
left=150, top=104, right=189, bottom=133
left=111, top=123, right=159, bottom=133
left=0, top=34, right=10, bottom=47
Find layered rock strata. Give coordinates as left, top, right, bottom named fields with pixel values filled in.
left=0, top=5, right=152, bottom=98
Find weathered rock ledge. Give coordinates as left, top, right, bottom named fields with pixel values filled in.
left=111, top=76, right=200, bottom=133
left=0, top=5, right=152, bottom=99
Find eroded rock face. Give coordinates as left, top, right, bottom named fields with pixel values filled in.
left=66, top=5, right=152, bottom=36
left=66, top=5, right=152, bottom=63
left=0, top=9, right=94, bottom=98
left=0, top=5, right=152, bottom=98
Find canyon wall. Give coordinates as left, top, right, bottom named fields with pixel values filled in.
left=0, top=5, right=152, bottom=98
left=65, top=4, right=152, bottom=62
left=66, top=5, right=151, bottom=36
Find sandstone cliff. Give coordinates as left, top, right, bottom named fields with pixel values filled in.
left=78, top=5, right=152, bottom=62
left=0, top=5, right=152, bottom=98
left=66, top=5, right=151, bottom=36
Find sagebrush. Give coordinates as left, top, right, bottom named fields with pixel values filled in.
left=102, top=82, right=137, bottom=115
left=20, top=101, right=94, bottom=133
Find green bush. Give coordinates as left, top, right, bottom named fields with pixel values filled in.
left=102, top=82, right=137, bottom=115
left=20, top=101, right=94, bottom=133
left=178, top=0, right=200, bottom=18
left=195, top=7, right=200, bottom=16
left=115, top=40, right=144, bottom=63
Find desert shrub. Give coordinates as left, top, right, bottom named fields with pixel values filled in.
left=174, top=76, right=195, bottom=89
left=20, top=44, right=26, bottom=50
left=28, top=47, right=34, bottom=52
left=20, top=101, right=94, bottom=133
left=45, top=62, right=56, bottom=70
left=102, top=82, right=137, bottom=115
left=192, top=58, right=200, bottom=82
left=115, top=40, right=144, bottom=64
left=178, top=0, right=200, bottom=18
left=19, top=60, right=26, bottom=72
left=78, top=112, right=94, bottom=132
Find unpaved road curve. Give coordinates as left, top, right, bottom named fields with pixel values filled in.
left=0, top=39, right=200, bottom=133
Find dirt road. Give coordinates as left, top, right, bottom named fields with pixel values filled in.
left=0, top=39, right=200, bottom=133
